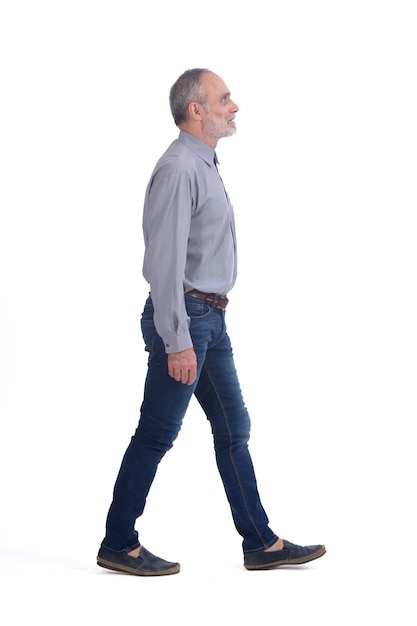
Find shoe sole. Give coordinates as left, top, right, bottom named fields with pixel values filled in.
left=244, top=545, right=326, bottom=570
left=97, top=557, right=180, bottom=576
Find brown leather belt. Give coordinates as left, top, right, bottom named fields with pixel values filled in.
left=185, top=289, right=229, bottom=310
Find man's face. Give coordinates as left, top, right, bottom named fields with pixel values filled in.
left=200, top=72, right=239, bottom=140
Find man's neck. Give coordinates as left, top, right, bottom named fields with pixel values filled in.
left=178, top=122, right=218, bottom=149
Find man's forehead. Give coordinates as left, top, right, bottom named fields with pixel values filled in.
left=202, top=72, right=230, bottom=97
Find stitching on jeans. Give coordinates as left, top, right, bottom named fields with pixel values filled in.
left=202, top=360, right=266, bottom=548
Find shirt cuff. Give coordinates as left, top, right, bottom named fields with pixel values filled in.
left=162, top=332, right=193, bottom=354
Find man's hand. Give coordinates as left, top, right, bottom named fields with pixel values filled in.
left=167, top=348, right=197, bottom=385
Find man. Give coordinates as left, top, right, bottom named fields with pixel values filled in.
left=97, top=68, right=325, bottom=576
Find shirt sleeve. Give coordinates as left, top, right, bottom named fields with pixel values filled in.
left=142, top=167, right=194, bottom=353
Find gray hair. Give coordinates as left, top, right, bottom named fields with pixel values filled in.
left=169, top=68, right=211, bottom=126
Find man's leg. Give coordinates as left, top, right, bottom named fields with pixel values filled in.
left=97, top=300, right=197, bottom=574
left=102, top=340, right=196, bottom=551
left=194, top=324, right=326, bottom=568
left=194, top=329, right=278, bottom=554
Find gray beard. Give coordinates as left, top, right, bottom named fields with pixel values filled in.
left=203, top=116, right=236, bottom=139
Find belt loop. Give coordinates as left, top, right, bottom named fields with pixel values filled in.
left=205, top=293, right=216, bottom=308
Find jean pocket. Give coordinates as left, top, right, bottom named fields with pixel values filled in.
left=185, top=296, right=212, bottom=319
left=141, top=317, right=157, bottom=352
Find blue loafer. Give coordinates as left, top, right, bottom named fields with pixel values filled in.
left=244, top=540, right=326, bottom=570
left=97, top=545, right=180, bottom=576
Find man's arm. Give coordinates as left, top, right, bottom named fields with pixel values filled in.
left=143, top=167, right=193, bottom=354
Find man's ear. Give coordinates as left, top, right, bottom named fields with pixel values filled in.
left=188, top=101, right=202, bottom=121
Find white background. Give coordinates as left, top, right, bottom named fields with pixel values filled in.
left=0, top=1, right=416, bottom=624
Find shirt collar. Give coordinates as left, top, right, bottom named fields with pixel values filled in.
left=178, top=130, right=217, bottom=167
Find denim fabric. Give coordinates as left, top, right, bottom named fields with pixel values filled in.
left=102, top=295, right=277, bottom=554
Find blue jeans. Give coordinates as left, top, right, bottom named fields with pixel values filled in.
left=102, top=295, right=277, bottom=554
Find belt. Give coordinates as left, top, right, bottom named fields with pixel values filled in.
left=185, top=290, right=229, bottom=310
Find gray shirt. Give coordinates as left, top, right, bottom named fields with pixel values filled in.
left=142, top=130, right=237, bottom=353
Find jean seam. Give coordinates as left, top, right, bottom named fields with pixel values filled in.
left=203, top=362, right=267, bottom=550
